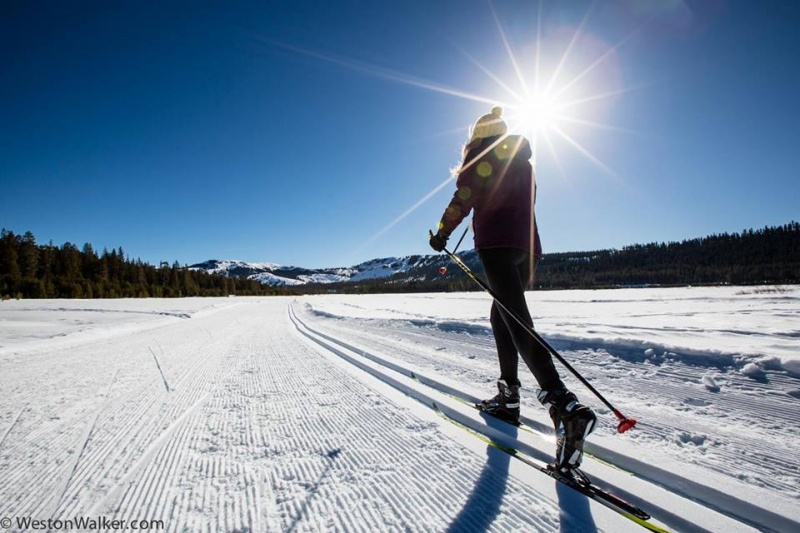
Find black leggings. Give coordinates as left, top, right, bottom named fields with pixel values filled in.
left=478, top=247, right=563, bottom=391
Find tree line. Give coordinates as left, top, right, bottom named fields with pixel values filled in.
left=2, top=222, right=798, bottom=299
left=534, top=221, right=799, bottom=289
left=0, top=230, right=289, bottom=299
left=304, top=221, right=800, bottom=294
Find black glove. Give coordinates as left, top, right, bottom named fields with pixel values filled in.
left=429, top=231, right=448, bottom=252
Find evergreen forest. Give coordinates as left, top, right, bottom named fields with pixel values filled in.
left=1, top=222, right=798, bottom=299
left=0, top=230, right=288, bottom=299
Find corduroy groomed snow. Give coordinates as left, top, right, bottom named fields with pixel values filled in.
left=469, top=106, right=508, bottom=141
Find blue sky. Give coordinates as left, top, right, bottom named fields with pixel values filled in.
left=2, top=1, right=798, bottom=268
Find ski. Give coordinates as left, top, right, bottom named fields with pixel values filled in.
left=486, top=433, right=653, bottom=522
left=432, top=402, right=670, bottom=533
left=473, top=403, right=659, bottom=524
left=542, top=463, right=650, bottom=521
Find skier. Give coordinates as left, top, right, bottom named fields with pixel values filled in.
left=429, top=106, right=597, bottom=472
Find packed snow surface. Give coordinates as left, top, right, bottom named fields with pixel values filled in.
left=0, top=285, right=798, bottom=532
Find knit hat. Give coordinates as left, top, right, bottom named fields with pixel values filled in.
left=469, top=106, right=508, bottom=141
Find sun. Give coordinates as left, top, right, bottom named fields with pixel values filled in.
left=510, top=91, right=564, bottom=136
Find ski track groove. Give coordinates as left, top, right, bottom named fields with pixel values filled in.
left=286, top=308, right=565, bottom=532
left=48, top=308, right=244, bottom=520
left=60, top=390, right=164, bottom=514
left=299, top=303, right=800, bottom=500
left=1, top=414, right=92, bottom=517
left=102, top=323, right=250, bottom=526
left=0, top=408, right=23, bottom=452
left=288, top=329, right=557, bottom=533
left=52, top=367, right=120, bottom=516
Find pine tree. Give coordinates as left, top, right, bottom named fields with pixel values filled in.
left=0, top=230, right=22, bottom=297
left=19, top=231, right=38, bottom=278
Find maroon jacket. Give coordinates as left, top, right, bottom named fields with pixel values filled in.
left=438, top=134, right=542, bottom=258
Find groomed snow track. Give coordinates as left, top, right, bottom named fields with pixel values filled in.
left=1, top=297, right=797, bottom=533
left=289, top=302, right=799, bottom=533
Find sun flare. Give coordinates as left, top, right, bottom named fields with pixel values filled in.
left=279, top=2, right=636, bottom=255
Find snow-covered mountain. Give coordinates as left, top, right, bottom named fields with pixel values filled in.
left=189, top=252, right=479, bottom=286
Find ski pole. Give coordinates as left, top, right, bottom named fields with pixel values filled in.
left=452, top=223, right=470, bottom=254
left=438, top=224, right=471, bottom=276
left=430, top=231, right=637, bottom=434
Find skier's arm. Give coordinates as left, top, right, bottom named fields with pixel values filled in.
left=437, top=169, right=477, bottom=237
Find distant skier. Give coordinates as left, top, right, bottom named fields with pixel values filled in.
left=429, top=106, right=596, bottom=472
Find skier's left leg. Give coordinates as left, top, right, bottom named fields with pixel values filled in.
left=477, top=301, right=522, bottom=423
left=490, top=300, right=520, bottom=383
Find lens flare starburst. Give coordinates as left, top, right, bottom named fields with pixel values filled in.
left=267, top=1, right=639, bottom=255
left=470, top=0, right=635, bottom=178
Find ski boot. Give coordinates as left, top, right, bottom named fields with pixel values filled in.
left=477, top=379, right=520, bottom=425
left=537, top=388, right=596, bottom=472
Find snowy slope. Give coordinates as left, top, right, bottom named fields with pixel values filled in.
left=188, top=254, right=458, bottom=286
left=0, top=288, right=798, bottom=532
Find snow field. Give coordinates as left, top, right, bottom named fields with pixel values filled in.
left=0, top=288, right=797, bottom=532
left=0, top=298, right=604, bottom=531
left=289, top=300, right=795, bottom=532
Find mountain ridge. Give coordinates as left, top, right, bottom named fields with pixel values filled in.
left=189, top=221, right=800, bottom=289
left=188, top=254, right=469, bottom=287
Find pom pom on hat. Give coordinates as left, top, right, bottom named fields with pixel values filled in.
left=470, top=106, right=508, bottom=141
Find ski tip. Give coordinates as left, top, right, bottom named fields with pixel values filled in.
left=616, top=417, right=637, bottom=433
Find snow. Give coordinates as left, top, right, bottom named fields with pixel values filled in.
left=297, top=273, right=351, bottom=284
left=347, top=257, right=422, bottom=282
left=192, top=259, right=283, bottom=275
left=191, top=255, right=439, bottom=285
left=0, top=286, right=798, bottom=532
left=250, top=272, right=306, bottom=286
